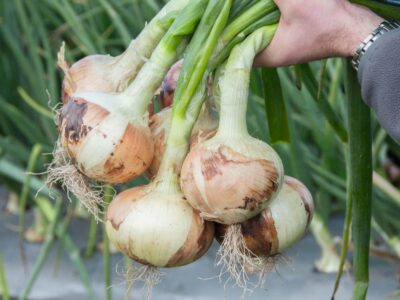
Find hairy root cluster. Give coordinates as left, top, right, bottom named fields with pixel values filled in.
left=46, top=140, right=105, bottom=221
left=120, top=262, right=163, bottom=300
left=216, top=224, right=280, bottom=297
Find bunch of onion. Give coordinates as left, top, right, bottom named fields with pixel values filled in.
left=58, top=0, right=189, bottom=103
left=215, top=176, right=314, bottom=290
left=47, top=0, right=209, bottom=219
left=105, top=1, right=232, bottom=294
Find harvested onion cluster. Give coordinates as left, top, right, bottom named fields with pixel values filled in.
left=47, top=0, right=314, bottom=295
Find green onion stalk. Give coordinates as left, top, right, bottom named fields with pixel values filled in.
left=104, top=0, right=232, bottom=295
left=47, top=0, right=209, bottom=220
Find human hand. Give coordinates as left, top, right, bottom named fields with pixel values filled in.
left=255, top=0, right=384, bottom=67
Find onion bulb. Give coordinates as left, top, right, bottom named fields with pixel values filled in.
left=216, top=176, right=314, bottom=257
left=214, top=176, right=314, bottom=290
left=58, top=97, right=154, bottom=183
left=180, top=25, right=283, bottom=225
left=105, top=175, right=214, bottom=268
left=58, top=0, right=189, bottom=102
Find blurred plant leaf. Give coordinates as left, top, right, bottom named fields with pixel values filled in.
left=261, top=67, right=290, bottom=143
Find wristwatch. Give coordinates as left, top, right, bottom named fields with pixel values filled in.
left=352, top=20, right=400, bottom=71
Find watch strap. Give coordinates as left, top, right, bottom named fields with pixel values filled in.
left=352, top=20, right=400, bottom=71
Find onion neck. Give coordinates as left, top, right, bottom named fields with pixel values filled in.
left=217, top=69, right=250, bottom=138
left=215, top=25, right=277, bottom=139
left=155, top=84, right=208, bottom=193
left=114, top=0, right=189, bottom=83
left=121, top=39, right=186, bottom=118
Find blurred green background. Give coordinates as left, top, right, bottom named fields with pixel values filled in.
left=1, top=0, right=400, bottom=299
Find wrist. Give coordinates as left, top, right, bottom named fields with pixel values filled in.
left=336, top=3, right=384, bottom=57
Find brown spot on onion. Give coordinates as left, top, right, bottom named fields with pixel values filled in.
left=59, top=98, right=109, bottom=158
left=59, top=98, right=88, bottom=141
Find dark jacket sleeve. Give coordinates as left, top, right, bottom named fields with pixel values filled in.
left=358, top=28, right=400, bottom=143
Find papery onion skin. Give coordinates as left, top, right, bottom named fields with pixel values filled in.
left=60, top=54, right=118, bottom=103
left=180, top=136, right=284, bottom=225
left=58, top=97, right=154, bottom=183
left=105, top=184, right=214, bottom=267
left=215, top=176, right=314, bottom=256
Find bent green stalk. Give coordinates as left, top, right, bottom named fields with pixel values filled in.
left=219, top=0, right=276, bottom=48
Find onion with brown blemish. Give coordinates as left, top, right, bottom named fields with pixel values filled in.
left=105, top=176, right=214, bottom=268
left=48, top=1, right=200, bottom=218
left=216, top=176, right=314, bottom=257
left=58, top=97, right=154, bottom=183
left=215, top=176, right=314, bottom=289
left=180, top=26, right=283, bottom=225
left=58, top=0, right=189, bottom=102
